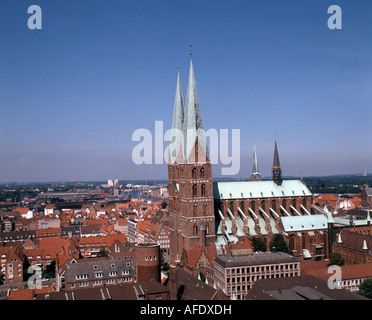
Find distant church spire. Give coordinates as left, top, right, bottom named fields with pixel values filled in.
left=169, top=67, right=185, bottom=164
left=250, top=144, right=261, bottom=181
left=272, top=138, right=282, bottom=185
left=184, top=57, right=208, bottom=163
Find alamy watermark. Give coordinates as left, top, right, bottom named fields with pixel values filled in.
left=27, top=265, right=42, bottom=289
left=27, top=5, right=42, bottom=30
left=327, top=265, right=342, bottom=290
left=132, top=121, right=240, bottom=176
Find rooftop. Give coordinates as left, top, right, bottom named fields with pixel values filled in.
left=214, top=251, right=299, bottom=268
left=246, top=275, right=368, bottom=300
left=281, top=214, right=328, bottom=232
left=213, top=179, right=312, bottom=200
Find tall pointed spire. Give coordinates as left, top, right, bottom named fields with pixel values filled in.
left=169, top=68, right=185, bottom=164
left=273, top=138, right=281, bottom=168
left=250, top=144, right=261, bottom=181
left=272, top=138, right=282, bottom=185
left=184, top=58, right=208, bottom=163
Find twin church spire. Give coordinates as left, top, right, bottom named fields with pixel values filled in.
left=170, top=58, right=283, bottom=184
left=169, top=59, right=208, bottom=165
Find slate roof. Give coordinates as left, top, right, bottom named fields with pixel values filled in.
left=214, top=251, right=299, bottom=268
left=166, top=267, right=220, bottom=300
left=246, top=275, right=368, bottom=300
left=35, top=280, right=169, bottom=300
left=301, top=261, right=372, bottom=281
left=65, top=257, right=136, bottom=284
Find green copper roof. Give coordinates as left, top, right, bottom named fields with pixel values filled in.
left=213, top=179, right=312, bottom=200
left=281, top=214, right=328, bottom=232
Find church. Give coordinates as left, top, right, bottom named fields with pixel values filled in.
left=168, top=58, right=331, bottom=271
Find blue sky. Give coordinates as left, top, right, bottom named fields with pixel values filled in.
left=0, top=0, right=371, bottom=182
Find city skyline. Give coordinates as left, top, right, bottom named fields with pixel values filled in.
left=1, top=0, right=371, bottom=182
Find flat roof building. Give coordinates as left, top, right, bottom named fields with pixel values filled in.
left=214, top=251, right=300, bottom=300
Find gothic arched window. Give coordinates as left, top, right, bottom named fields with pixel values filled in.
left=193, top=224, right=198, bottom=236
left=302, top=233, right=306, bottom=249
left=261, top=200, right=266, bottom=211
left=193, top=204, right=197, bottom=217
left=193, top=184, right=198, bottom=197
left=250, top=201, right=256, bottom=212
left=192, top=168, right=197, bottom=179
left=240, top=201, right=245, bottom=213
left=201, top=184, right=206, bottom=196
left=203, top=204, right=207, bottom=215
left=289, top=235, right=296, bottom=252
left=282, top=199, right=287, bottom=211
left=200, top=167, right=205, bottom=178
left=271, top=200, right=277, bottom=212
left=302, top=198, right=307, bottom=209
left=292, top=199, right=297, bottom=210
left=229, top=201, right=235, bottom=213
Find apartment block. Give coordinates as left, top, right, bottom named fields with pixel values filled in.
left=214, top=251, right=300, bottom=300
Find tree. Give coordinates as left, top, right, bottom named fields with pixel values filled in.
left=42, top=260, right=56, bottom=279
left=97, top=248, right=108, bottom=257
left=23, top=256, right=31, bottom=282
left=328, top=252, right=345, bottom=266
left=269, top=234, right=292, bottom=254
left=161, top=201, right=168, bottom=209
left=252, top=237, right=267, bottom=252
left=358, top=278, right=372, bottom=299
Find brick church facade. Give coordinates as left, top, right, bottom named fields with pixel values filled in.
left=168, top=60, right=216, bottom=264
left=168, top=58, right=335, bottom=266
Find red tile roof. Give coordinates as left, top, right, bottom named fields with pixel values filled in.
left=302, top=261, right=372, bottom=280
left=9, top=288, right=34, bottom=300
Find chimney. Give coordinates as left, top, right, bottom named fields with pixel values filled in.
left=169, top=264, right=178, bottom=301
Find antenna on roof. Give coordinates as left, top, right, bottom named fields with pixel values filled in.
left=190, top=44, right=192, bottom=57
